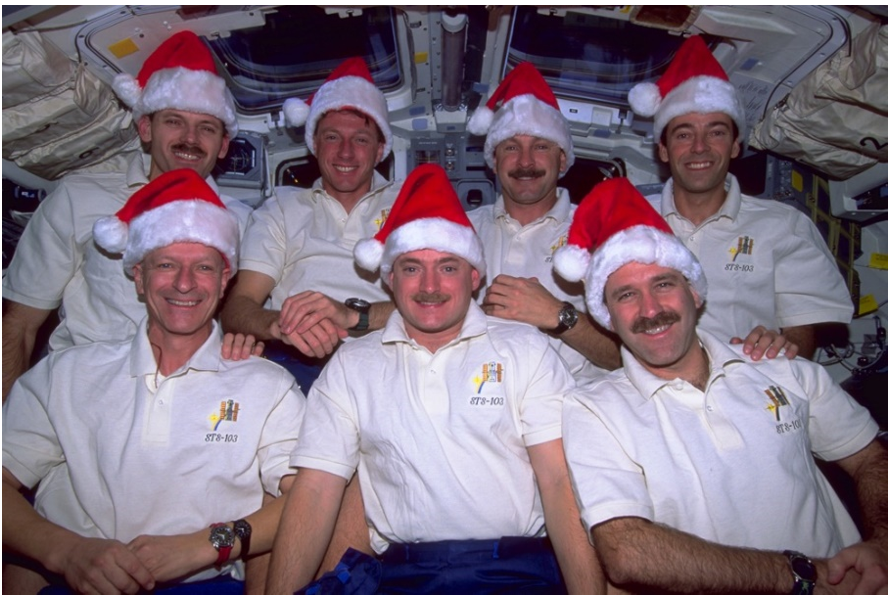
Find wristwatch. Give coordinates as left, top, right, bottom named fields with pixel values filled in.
left=232, top=519, right=252, bottom=561
left=784, top=550, right=817, bottom=595
left=550, top=301, right=579, bottom=335
left=209, top=522, right=235, bottom=567
left=345, top=297, right=372, bottom=332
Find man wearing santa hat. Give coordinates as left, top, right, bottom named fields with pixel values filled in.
left=466, top=61, right=622, bottom=379
left=3, top=169, right=304, bottom=594
left=628, top=35, right=853, bottom=359
left=266, top=164, right=601, bottom=595
left=222, top=56, right=401, bottom=393
left=2, top=30, right=254, bottom=402
left=554, top=178, right=886, bottom=594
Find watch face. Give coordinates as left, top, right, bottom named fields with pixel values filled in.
left=210, top=525, right=235, bottom=548
left=792, top=557, right=817, bottom=582
left=346, top=298, right=372, bottom=312
left=559, top=304, right=578, bottom=327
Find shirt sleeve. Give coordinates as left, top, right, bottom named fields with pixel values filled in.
left=518, top=333, right=571, bottom=447
left=773, top=210, right=854, bottom=328
left=562, top=387, right=655, bottom=533
left=289, top=351, right=360, bottom=481
left=3, top=183, right=81, bottom=309
left=787, top=359, right=879, bottom=462
left=238, top=190, right=300, bottom=283
left=2, top=357, right=65, bottom=489
left=256, top=368, right=306, bottom=496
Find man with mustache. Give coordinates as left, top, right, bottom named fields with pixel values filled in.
left=466, top=62, right=622, bottom=379
left=628, top=35, right=853, bottom=358
left=2, top=31, right=254, bottom=402
left=3, top=170, right=303, bottom=594
left=222, top=57, right=400, bottom=393
left=554, top=178, right=886, bottom=594
left=266, top=164, right=602, bottom=594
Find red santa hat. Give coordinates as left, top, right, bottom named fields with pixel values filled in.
left=553, top=177, right=707, bottom=328
left=282, top=57, right=392, bottom=162
left=93, top=168, right=239, bottom=273
left=467, top=61, right=574, bottom=172
left=354, top=164, right=485, bottom=280
left=113, top=31, right=239, bottom=138
left=628, top=35, right=745, bottom=139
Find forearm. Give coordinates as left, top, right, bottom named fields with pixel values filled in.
left=3, top=471, right=81, bottom=575
left=780, top=324, right=816, bottom=359
left=2, top=303, right=49, bottom=403
left=558, top=314, right=621, bottom=370
left=530, top=440, right=605, bottom=594
left=266, top=469, right=345, bottom=594
left=317, top=474, right=372, bottom=577
left=221, top=295, right=281, bottom=341
left=848, top=441, right=888, bottom=548
left=594, top=517, right=793, bottom=593
left=366, top=301, right=395, bottom=332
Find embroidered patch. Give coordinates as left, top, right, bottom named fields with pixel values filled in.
left=374, top=208, right=391, bottom=231
left=763, top=386, right=789, bottom=421
left=209, top=399, right=240, bottom=431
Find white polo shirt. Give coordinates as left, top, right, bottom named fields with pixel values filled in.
left=3, top=320, right=304, bottom=582
left=2, top=152, right=252, bottom=350
left=564, top=330, right=877, bottom=558
left=291, top=302, right=573, bottom=553
left=646, top=175, right=853, bottom=338
left=468, top=189, right=606, bottom=381
left=239, top=173, right=399, bottom=308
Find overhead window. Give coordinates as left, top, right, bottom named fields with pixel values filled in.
left=507, top=7, right=712, bottom=107
left=207, top=6, right=400, bottom=113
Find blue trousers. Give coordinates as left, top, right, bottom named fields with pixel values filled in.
left=264, top=341, right=326, bottom=395
left=39, top=574, right=244, bottom=594
left=303, top=537, right=567, bottom=595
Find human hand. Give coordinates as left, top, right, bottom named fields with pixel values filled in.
left=127, top=531, right=215, bottom=585
left=823, top=542, right=887, bottom=594
left=730, top=326, right=798, bottom=361
left=59, top=537, right=155, bottom=594
left=279, top=292, right=355, bottom=336
left=221, top=332, right=265, bottom=361
left=482, top=275, right=563, bottom=330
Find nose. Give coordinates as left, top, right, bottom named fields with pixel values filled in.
left=173, top=266, right=197, bottom=293
left=181, top=123, right=198, bottom=145
left=518, top=144, right=535, bottom=167
left=337, top=136, right=354, bottom=159
left=639, top=289, right=662, bottom=318
left=419, top=267, right=438, bottom=293
left=690, top=133, right=707, bottom=154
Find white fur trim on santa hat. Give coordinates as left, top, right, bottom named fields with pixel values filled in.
left=134, top=67, right=239, bottom=138
left=93, top=215, right=130, bottom=255
left=652, top=75, right=745, bottom=140
left=354, top=237, right=385, bottom=273
left=303, top=75, right=392, bottom=162
left=374, top=217, right=486, bottom=282
left=482, top=94, right=575, bottom=172
left=112, top=73, right=142, bottom=109
left=467, top=105, right=495, bottom=136
left=584, top=225, right=707, bottom=328
left=122, top=199, right=240, bottom=272
left=552, top=243, right=591, bottom=284
left=627, top=82, right=661, bottom=118
left=283, top=97, right=310, bottom=128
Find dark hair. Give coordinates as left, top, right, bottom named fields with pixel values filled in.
left=316, top=108, right=385, bottom=144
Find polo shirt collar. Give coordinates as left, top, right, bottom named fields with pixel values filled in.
left=660, top=174, right=742, bottom=222
left=382, top=300, right=488, bottom=349
left=130, top=318, right=224, bottom=377
left=621, top=327, right=745, bottom=400
left=493, top=188, right=571, bottom=226
left=311, top=171, right=393, bottom=203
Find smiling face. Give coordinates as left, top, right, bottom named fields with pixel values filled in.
left=139, top=109, right=230, bottom=180
left=314, top=109, right=385, bottom=209
left=388, top=249, right=481, bottom=352
left=493, top=134, right=567, bottom=212
left=605, top=262, right=704, bottom=379
left=658, top=111, right=740, bottom=204
left=134, top=242, right=230, bottom=347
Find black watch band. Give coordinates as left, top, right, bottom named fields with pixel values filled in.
left=784, top=550, right=817, bottom=595
left=233, top=519, right=252, bottom=561
left=345, top=298, right=371, bottom=332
